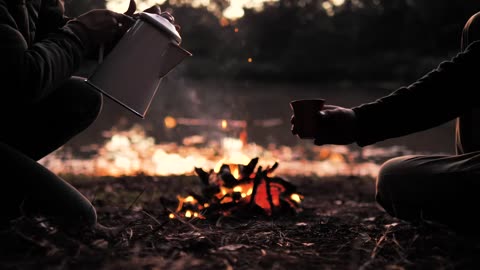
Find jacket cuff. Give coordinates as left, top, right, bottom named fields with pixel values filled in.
left=351, top=106, right=378, bottom=147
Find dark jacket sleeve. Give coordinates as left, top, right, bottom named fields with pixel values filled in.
left=352, top=41, right=480, bottom=147
left=0, top=0, right=90, bottom=104
left=37, top=0, right=73, bottom=36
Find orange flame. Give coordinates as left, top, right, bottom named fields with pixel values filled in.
left=171, top=157, right=304, bottom=219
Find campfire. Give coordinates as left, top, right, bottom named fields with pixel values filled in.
left=170, top=157, right=303, bottom=220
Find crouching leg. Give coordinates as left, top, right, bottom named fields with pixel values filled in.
left=376, top=152, right=480, bottom=232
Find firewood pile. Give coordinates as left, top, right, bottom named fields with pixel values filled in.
left=171, top=157, right=304, bottom=220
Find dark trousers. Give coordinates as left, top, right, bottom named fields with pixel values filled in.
left=0, top=76, right=102, bottom=227
left=375, top=12, right=480, bottom=231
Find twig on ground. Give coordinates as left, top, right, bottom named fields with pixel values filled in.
left=371, top=227, right=390, bottom=259
left=359, top=224, right=393, bottom=270
left=128, top=188, right=146, bottom=211
left=141, top=210, right=163, bottom=226
left=130, top=221, right=168, bottom=242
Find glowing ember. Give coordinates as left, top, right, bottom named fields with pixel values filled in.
left=164, top=116, right=177, bottom=129
left=171, top=157, right=303, bottom=219
left=221, top=119, right=228, bottom=129
left=290, top=193, right=302, bottom=203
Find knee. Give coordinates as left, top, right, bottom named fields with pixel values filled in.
left=83, top=88, right=103, bottom=124
left=66, top=77, right=103, bottom=119
left=463, top=12, right=480, bottom=49
left=375, top=156, right=416, bottom=213
left=377, top=156, right=413, bottom=191
left=56, top=198, right=98, bottom=228
left=81, top=202, right=98, bottom=227
left=83, top=86, right=103, bottom=120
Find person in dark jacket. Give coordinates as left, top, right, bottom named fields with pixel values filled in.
left=0, top=0, right=165, bottom=231
left=291, top=12, right=480, bottom=232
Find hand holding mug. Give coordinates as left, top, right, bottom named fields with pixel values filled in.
left=290, top=100, right=358, bottom=145
left=290, top=99, right=325, bottom=139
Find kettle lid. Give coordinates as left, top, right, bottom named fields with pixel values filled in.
left=139, top=12, right=182, bottom=44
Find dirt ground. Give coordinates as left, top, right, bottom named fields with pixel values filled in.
left=1, top=175, right=479, bottom=270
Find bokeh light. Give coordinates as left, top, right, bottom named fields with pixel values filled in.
left=106, top=0, right=167, bottom=13
left=105, top=0, right=288, bottom=19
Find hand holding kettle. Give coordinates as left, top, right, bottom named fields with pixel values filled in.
left=68, top=10, right=134, bottom=52
left=68, top=0, right=181, bottom=57
left=85, top=0, right=191, bottom=118
left=124, top=0, right=181, bottom=31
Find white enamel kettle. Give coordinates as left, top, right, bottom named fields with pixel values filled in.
left=86, top=12, right=192, bottom=118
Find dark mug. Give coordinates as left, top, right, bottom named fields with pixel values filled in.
left=290, top=99, right=325, bottom=139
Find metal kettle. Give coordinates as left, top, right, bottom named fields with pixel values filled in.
left=86, top=12, right=192, bottom=118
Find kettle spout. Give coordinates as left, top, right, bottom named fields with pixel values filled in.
left=159, top=43, right=192, bottom=77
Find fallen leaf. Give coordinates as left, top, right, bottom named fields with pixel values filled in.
left=218, top=244, right=250, bottom=251
left=92, top=239, right=109, bottom=249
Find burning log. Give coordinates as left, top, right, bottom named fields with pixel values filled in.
left=170, top=158, right=304, bottom=220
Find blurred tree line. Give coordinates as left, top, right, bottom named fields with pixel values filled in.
left=65, top=0, right=480, bottom=83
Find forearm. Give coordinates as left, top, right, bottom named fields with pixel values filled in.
left=352, top=42, right=480, bottom=146
left=0, top=23, right=91, bottom=104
